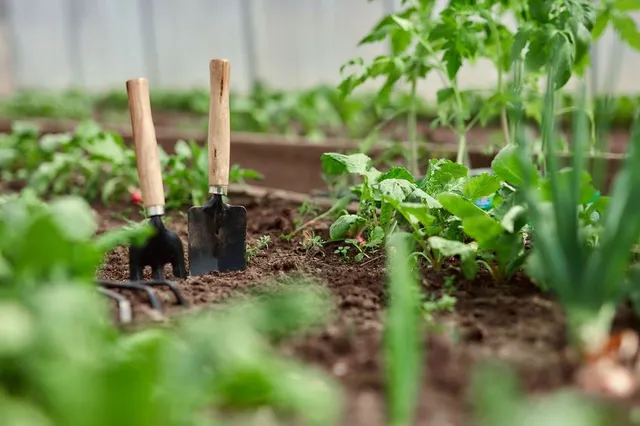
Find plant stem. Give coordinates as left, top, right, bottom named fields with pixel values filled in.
left=408, top=77, right=419, bottom=176
left=455, top=131, right=467, bottom=165
left=487, top=15, right=511, bottom=146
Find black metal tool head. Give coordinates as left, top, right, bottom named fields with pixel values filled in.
left=187, top=194, right=247, bottom=276
left=129, top=215, right=187, bottom=281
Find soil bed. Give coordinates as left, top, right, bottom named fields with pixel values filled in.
left=95, top=195, right=636, bottom=426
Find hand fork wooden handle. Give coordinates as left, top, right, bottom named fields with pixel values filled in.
left=126, top=77, right=165, bottom=216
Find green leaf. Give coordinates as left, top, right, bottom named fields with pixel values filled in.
left=329, top=214, right=366, bottom=241
left=393, top=202, right=436, bottom=228
left=511, top=27, right=531, bottom=61
left=378, top=167, right=414, bottom=183
left=321, top=153, right=371, bottom=175
left=174, top=140, right=193, bottom=159
left=443, top=48, right=462, bottom=80
left=491, top=145, right=537, bottom=187
left=86, top=133, right=125, bottom=164
left=48, top=196, right=98, bottom=241
left=539, top=168, right=597, bottom=205
left=462, top=174, right=502, bottom=199
left=612, top=13, right=640, bottom=50
left=428, top=236, right=478, bottom=279
left=420, top=159, right=468, bottom=195
left=592, top=11, right=611, bottom=39
left=438, top=192, right=504, bottom=246
left=378, top=178, right=416, bottom=202
left=406, top=188, right=442, bottom=209
left=615, top=0, right=640, bottom=11
left=550, top=34, right=575, bottom=89
left=500, top=205, right=527, bottom=233
left=525, top=30, right=550, bottom=73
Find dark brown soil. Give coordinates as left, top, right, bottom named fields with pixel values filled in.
left=95, top=194, right=636, bottom=426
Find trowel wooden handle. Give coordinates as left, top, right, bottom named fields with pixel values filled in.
left=208, top=58, right=231, bottom=193
left=126, top=77, right=165, bottom=209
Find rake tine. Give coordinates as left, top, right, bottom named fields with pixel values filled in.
left=96, top=280, right=163, bottom=312
left=97, top=287, right=133, bottom=324
left=130, top=279, right=190, bottom=307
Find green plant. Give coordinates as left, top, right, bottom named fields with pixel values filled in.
left=0, top=191, right=342, bottom=426
left=320, top=151, right=529, bottom=280
left=0, top=190, right=154, bottom=288
left=338, top=0, right=640, bottom=172
left=515, top=52, right=640, bottom=355
left=246, top=235, right=272, bottom=262
left=384, top=231, right=423, bottom=426
left=0, top=121, right=139, bottom=204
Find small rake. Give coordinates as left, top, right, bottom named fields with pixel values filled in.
left=97, top=279, right=189, bottom=324
left=95, top=77, right=192, bottom=324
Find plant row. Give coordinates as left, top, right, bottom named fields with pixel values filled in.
left=0, top=120, right=262, bottom=209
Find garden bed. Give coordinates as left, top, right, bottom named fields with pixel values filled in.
left=93, top=192, right=639, bottom=426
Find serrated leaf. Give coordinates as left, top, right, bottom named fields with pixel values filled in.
left=321, top=153, right=371, bottom=175
left=612, top=14, right=640, bottom=50
left=462, top=174, right=502, bottom=199
left=551, top=34, right=575, bottom=89
left=443, top=48, right=462, bottom=80
left=329, top=214, right=366, bottom=241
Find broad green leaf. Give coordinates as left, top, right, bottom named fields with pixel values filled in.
left=329, top=214, right=366, bottom=241
left=500, top=205, right=527, bottom=233
left=378, top=166, right=414, bottom=183
left=428, top=236, right=478, bottom=279
left=491, top=145, right=537, bottom=187
left=378, top=178, right=416, bottom=202
left=592, top=11, right=611, bottom=39
left=86, top=134, right=125, bottom=164
left=48, top=196, right=98, bottom=241
left=612, top=14, right=640, bottom=50
left=462, top=174, right=502, bottom=199
left=394, top=202, right=435, bottom=228
left=438, top=192, right=504, bottom=246
left=539, top=168, right=597, bottom=205
left=321, top=153, right=371, bottom=175
left=407, top=188, right=442, bottom=209
left=615, top=0, right=640, bottom=11
left=420, top=158, right=468, bottom=194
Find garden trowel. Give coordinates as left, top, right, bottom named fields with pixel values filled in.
left=126, top=77, right=187, bottom=282
left=187, top=59, right=247, bottom=276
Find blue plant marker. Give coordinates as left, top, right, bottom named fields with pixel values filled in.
left=474, top=195, right=494, bottom=211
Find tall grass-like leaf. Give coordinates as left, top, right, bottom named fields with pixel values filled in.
left=516, top=47, right=640, bottom=353
left=384, top=232, right=422, bottom=426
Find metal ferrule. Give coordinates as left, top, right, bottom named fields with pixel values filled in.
left=209, top=185, right=227, bottom=195
left=146, top=205, right=165, bottom=216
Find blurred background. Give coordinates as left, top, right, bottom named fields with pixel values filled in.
left=0, top=0, right=638, bottom=99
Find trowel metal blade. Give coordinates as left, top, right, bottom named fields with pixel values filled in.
left=187, top=203, right=247, bottom=276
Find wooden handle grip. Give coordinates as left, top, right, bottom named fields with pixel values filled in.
left=208, top=58, right=231, bottom=190
left=126, top=78, right=165, bottom=208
